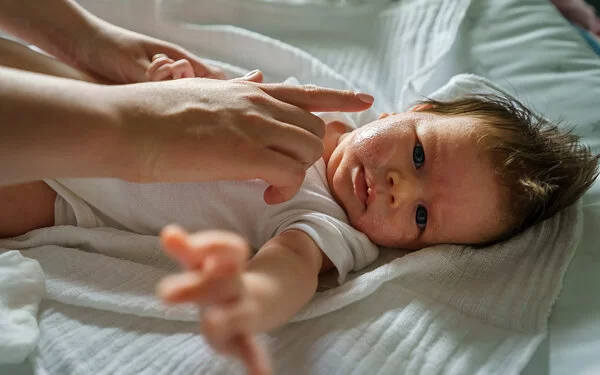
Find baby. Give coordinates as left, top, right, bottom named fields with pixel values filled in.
left=140, top=54, right=600, bottom=373
left=4, top=50, right=598, bottom=375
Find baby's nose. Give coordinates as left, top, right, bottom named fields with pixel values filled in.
left=386, top=170, right=414, bottom=208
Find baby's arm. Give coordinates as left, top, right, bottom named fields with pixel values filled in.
left=157, top=226, right=329, bottom=375
left=238, top=230, right=325, bottom=330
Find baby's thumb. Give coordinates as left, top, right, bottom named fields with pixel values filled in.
left=231, top=70, right=264, bottom=83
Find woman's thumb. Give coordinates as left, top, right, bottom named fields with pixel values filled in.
left=231, top=69, right=264, bottom=83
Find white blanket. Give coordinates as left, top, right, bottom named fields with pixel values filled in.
left=0, top=252, right=44, bottom=364
left=0, top=199, right=582, bottom=374
left=0, top=0, right=583, bottom=373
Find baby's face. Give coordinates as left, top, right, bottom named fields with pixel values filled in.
left=326, top=110, right=510, bottom=249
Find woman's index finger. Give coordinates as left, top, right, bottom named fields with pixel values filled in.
left=259, top=83, right=374, bottom=113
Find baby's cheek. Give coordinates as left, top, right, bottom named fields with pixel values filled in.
left=353, top=132, right=397, bottom=167
left=356, top=214, right=405, bottom=247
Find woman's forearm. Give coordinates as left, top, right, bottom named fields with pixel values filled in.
left=0, top=66, right=122, bottom=184
left=0, top=0, right=100, bottom=63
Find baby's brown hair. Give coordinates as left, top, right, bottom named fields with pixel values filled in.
left=417, top=94, right=599, bottom=242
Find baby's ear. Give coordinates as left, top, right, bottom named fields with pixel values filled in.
left=411, top=103, right=435, bottom=112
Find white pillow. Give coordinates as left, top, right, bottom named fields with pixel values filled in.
left=463, top=0, right=600, bottom=142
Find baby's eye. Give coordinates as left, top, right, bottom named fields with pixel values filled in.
left=413, top=143, right=425, bottom=169
left=416, top=205, right=428, bottom=230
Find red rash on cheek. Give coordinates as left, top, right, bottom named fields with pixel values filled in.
left=352, top=127, right=397, bottom=167
left=354, top=204, right=410, bottom=248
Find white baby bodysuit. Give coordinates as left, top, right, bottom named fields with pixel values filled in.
left=47, top=139, right=378, bottom=283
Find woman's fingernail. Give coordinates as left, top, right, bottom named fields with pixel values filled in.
left=356, top=92, right=374, bottom=104
left=244, top=69, right=260, bottom=77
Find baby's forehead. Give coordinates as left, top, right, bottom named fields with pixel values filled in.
left=428, top=163, right=510, bottom=246
left=421, top=118, right=509, bottom=240
left=414, top=113, right=485, bottom=147
left=358, top=111, right=484, bottom=145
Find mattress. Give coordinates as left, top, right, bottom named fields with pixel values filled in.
left=1, top=0, right=599, bottom=374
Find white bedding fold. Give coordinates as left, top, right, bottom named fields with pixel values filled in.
left=0, top=251, right=44, bottom=364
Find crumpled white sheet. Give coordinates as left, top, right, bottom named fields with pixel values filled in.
left=0, top=251, right=44, bottom=364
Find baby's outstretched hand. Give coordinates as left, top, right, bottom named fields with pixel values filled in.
left=157, top=225, right=272, bottom=375
left=146, top=54, right=196, bottom=81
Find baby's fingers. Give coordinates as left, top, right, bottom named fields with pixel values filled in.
left=157, top=271, right=242, bottom=304
left=146, top=54, right=174, bottom=80
left=234, top=335, right=273, bottom=375
left=150, top=64, right=175, bottom=81
left=206, top=335, right=271, bottom=375
left=170, top=59, right=195, bottom=79
left=160, top=225, right=249, bottom=273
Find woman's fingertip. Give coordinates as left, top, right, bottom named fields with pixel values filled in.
left=238, top=70, right=263, bottom=83
left=355, top=92, right=374, bottom=104
left=244, top=69, right=260, bottom=77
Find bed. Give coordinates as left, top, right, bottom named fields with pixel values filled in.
left=1, top=0, right=599, bottom=374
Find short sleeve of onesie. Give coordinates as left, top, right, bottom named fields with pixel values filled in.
left=278, top=214, right=378, bottom=284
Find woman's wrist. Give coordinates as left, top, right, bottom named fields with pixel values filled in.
left=0, top=0, right=102, bottom=66
left=66, top=83, right=131, bottom=181
left=34, top=3, right=104, bottom=69
left=0, top=67, right=125, bottom=184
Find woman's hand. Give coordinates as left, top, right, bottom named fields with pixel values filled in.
left=0, top=0, right=375, bottom=203
left=107, top=71, right=374, bottom=204
left=0, top=0, right=224, bottom=84
left=71, top=21, right=225, bottom=83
